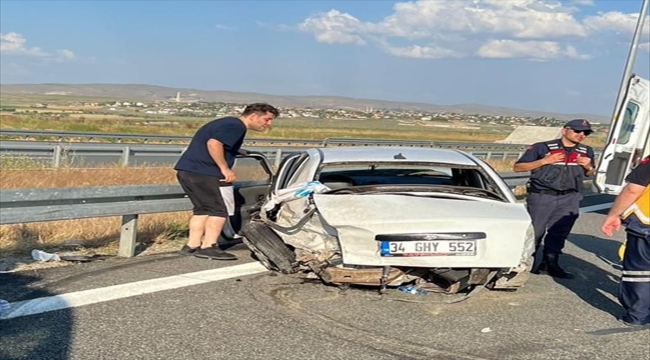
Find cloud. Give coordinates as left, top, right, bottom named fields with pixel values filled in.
left=0, top=32, right=48, bottom=56
left=297, top=10, right=367, bottom=45
left=583, top=11, right=650, bottom=34
left=256, top=21, right=293, bottom=32
left=387, top=45, right=458, bottom=59
left=215, top=24, right=236, bottom=30
left=477, top=39, right=591, bottom=60
left=569, top=0, right=594, bottom=5
left=292, top=0, right=648, bottom=61
left=0, top=32, right=75, bottom=61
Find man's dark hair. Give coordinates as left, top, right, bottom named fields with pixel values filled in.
left=241, top=103, right=280, bottom=117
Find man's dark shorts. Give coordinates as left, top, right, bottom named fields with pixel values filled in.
left=176, top=170, right=228, bottom=217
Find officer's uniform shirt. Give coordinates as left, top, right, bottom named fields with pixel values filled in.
left=516, top=139, right=595, bottom=193
left=622, top=155, right=650, bottom=238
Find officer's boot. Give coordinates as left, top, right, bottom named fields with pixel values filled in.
left=531, top=244, right=545, bottom=274
left=543, top=253, right=574, bottom=279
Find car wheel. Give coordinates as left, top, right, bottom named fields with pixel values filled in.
left=241, top=221, right=299, bottom=274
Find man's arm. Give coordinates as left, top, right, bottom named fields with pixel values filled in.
left=513, top=151, right=565, bottom=172
left=513, top=158, right=550, bottom=172
left=600, top=182, right=647, bottom=236
left=207, top=138, right=236, bottom=182
left=606, top=182, right=647, bottom=217
left=582, top=148, right=596, bottom=177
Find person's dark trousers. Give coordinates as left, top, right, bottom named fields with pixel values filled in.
left=619, top=231, right=650, bottom=326
left=526, top=191, right=582, bottom=254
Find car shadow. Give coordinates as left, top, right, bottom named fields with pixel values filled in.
left=0, top=271, right=73, bottom=360
left=548, top=234, right=625, bottom=320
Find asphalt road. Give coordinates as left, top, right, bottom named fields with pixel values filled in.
left=1, top=209, right=648, bottom=360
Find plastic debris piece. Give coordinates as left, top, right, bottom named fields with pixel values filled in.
left=481, top=327, right=492, bottom=333
left=263, top=181, right=331, bottom=211
left=31, top=249, right=61, bottom=262
left=397, top=284, right=428, bottom=296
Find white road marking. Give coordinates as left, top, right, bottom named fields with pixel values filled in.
left=580, top=202, right=613, bottom=214
left=0, top=261, right=267, bottom=320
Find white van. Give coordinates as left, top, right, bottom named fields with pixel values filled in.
left=593, top=74, right=650, bottom=195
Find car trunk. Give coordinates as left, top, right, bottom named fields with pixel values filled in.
left=312, top=192, right=531, bottom=268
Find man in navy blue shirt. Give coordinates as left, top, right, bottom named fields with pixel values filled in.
left=174, top=103, right=279, bottom=260
left=513, top=119, right=596, bottom=279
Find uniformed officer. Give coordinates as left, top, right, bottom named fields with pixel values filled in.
left=601, top=155, right=650, bottom=327
left=513, top=119, right=596, bottom=279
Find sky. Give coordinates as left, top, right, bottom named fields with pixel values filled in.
left=1, top=0, right=649, bottom=116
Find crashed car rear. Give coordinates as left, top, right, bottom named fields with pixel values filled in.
left=240, top=147, right=535, bottom=295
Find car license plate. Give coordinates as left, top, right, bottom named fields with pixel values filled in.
left=380, top=240, right=477, bottom=257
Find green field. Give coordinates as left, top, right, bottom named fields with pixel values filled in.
left=0, top=93, right=608, bottom=146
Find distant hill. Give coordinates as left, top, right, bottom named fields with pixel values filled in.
left=0, top=83, right=610, bottom=123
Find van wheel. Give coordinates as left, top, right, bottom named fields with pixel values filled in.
left=241, top=221, right=298, bottom=274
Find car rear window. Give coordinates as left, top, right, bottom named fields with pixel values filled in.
left=318, top=163, right=488, bottom=189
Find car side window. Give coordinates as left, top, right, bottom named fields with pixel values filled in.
left=617, top=101, right=639, bottom=145
left=233, top=156, right=273, bottom=182
left=272, top=153, right=302, bottom=192
left=286, top=156, right=312, bottom=186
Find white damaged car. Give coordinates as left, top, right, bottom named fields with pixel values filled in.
left=227, top=147, right=535, bottom=295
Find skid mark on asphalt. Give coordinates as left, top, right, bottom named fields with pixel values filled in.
left=245, top=274, right=493, bottom=360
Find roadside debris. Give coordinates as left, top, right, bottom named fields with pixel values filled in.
left=31, top=249, right=109, bottom=263
left=397, top=284, right=428, bottom=296
left=31, top=249, right=61, bottom=262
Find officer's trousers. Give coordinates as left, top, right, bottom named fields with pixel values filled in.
left=525, top=192, right=582, bottom=254
left=619, top=231, right=650, bottom=325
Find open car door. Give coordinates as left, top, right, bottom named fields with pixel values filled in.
left=221, top=150, right=274, bottom=240
left=593, top=74, right=650, bottom=195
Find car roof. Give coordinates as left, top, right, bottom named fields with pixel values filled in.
left=308, top=146, right=478, bottom=166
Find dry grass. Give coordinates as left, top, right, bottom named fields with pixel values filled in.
left=0, top=165, right=187, bottom=257
left=0, top=165, right=178, bottom=189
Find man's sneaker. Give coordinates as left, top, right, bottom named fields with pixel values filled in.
left=194, top=245, right=237, bottom=260
left=179, top=245, right=199, bottom=256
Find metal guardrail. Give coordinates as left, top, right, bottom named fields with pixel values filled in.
left=0, top=129, right=556, bottom=151
left=0, top=129, right=324, bottom=147
left=0, top=181, right=263, bottom=257
left=0, top=141, right=536, bottom=168
left=0, top=174, right=531, bottom=258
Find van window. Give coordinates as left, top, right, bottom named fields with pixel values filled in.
left=618, top=101, right=639, bottom=145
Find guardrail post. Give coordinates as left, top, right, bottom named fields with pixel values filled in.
left=119, top=214, right=139, bottom=257
left=53, top=145, right=62, bottom=168
left=122, top=146, right=131, bottom=166
left=274, top=148, right=282, bottom=167
left=486, top=151, right=493, bottom=160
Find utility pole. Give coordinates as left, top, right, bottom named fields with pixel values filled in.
left=610, top=0, right=649, bottom=125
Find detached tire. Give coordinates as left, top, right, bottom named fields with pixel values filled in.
left=241, top=221, right=298, bottom=274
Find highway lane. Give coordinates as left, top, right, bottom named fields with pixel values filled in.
left=1, top=199, right=647, bottom=360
